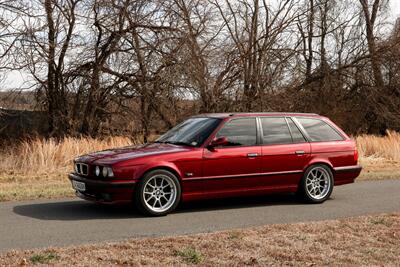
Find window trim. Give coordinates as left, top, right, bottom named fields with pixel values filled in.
left=293, top=117, right=345, bottom=142
left=212, top=117, right=260, bottom=148
left=258, top=116, right=306, bottom=146
left=286, top=117, right=308, bottom=143
left=285, top=117, right=295, bottom=143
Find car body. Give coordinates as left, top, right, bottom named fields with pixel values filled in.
left=69, top=113, right=362, bottom=215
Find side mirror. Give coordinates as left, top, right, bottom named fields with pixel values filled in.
left=208, top=136, right=229, bottom=148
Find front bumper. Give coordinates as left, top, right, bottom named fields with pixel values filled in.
left=68, top=173, right=137, bottom=204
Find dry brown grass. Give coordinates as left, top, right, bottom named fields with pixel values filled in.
left=0, top=132, right=399, bottom=201
left=356, top=130, right=400, bottom=161
left=1, top=213, right=399, bottom=266
left=0, top=136, right=135, bottom=175
left=0, top=136, right=137, bottom=201
left=355, top=130, right=400, bottom=180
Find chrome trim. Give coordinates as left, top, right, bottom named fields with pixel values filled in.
left=184, top=170, right=303, bottom=181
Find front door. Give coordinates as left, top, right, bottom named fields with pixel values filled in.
left=202, top=117, right=262, bottom=194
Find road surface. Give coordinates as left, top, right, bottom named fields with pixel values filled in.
left=1, top=180, right=399, bottom=252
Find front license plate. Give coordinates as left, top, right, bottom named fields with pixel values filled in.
left=72, top=180, right=86, bottom=192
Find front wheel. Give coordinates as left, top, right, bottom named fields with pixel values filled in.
left=298, top=164, right=333, bottom=203
left=134, top=169, right=181, bottom=216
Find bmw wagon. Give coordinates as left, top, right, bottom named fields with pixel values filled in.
left=69, top=113, right=362, bottom=216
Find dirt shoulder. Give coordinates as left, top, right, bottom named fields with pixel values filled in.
left=0, top=158, right=399, bottom=202
left=1, top=213, right=398, bottom=266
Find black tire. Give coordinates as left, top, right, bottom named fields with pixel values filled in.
left=298, top=164, right=333, bottom=203
left=134, top=169, right=181, bottom=216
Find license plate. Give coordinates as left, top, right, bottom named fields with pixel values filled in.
left=72, top=180, right=86, bottom=192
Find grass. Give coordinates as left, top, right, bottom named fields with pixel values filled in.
left=0, top=213, right=398, bottom=266
left=0, top=131, right=399, bottom=201
left=175, top=247, right=204, bottom=264
left=0, top=136, right=135, bottom=201
left=356, top=130, right=400, bottom=160
left=29, top=252, right=59, bottom=264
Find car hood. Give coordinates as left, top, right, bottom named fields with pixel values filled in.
left=75, top=143, right=192, bottom=165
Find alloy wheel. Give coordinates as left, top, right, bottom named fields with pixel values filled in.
left=142, top=174, right=177, bottom=213
left=305, top=166, right=331, bottom=200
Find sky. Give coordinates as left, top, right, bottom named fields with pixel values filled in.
left=392, top=0, right=400, bottom=19
left=2, top=0, right=400, bottom=91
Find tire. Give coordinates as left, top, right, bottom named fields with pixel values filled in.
left=298, top=164, right=333, bottom=203
left=134, top=169, right=181, bottom=216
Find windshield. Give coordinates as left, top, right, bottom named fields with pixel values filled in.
left=156, top=117, right=221, bottom=147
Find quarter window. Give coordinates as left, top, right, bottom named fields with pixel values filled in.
left=287, top=118, right=306, bottom=143
left=260, top=117, right=293, bottom=144
left=216, top=118, right=257, bottom=146
left=297, top=117, right=343, bottom=141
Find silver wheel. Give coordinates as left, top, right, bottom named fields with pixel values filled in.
left=305, top=166, right=331, bottom=200
left=142, top=174, right=177, bottom=213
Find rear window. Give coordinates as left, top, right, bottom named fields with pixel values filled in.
left=296, top=117, right=343, bottom=141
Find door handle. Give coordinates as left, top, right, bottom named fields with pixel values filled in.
left=295, top=150, right=305, bottom=155
left=247, top=153, right=259, bottom=158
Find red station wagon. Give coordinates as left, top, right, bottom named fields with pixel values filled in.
left=69, top=113, right=362, bottom=216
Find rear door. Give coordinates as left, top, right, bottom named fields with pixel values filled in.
left=259, top=117, right=311, bottom=188
left=202, top=117, right=262, bottom=193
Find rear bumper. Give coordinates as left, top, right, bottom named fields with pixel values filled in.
left=333, top=165, right=362, bottom=185
left=68, top=173, right=137, bottom=204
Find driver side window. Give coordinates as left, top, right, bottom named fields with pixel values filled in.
left=216, top=118, right=257, bottom=147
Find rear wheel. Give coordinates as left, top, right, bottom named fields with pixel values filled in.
left=299, top=164, right=333, bottom=203
left=134, top=169, right=181, bottom=216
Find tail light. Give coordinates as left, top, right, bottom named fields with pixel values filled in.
left=354, top=149, right=359, bottom=164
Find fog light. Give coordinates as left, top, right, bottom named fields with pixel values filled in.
left=101, top=193, right=112, bottom=202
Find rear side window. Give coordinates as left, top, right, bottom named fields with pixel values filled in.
left=297, top=117, right=343, bottom=141
left=260, top=117, right=292, bottom=144
left=216, top=118, right=257, bottom=146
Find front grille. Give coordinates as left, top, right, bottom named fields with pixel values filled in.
left=75, top=163, right=89, bottom=176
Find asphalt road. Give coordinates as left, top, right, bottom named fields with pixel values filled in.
left=1, top=180, right=399, bottom=253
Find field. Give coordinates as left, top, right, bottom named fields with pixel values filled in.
left=0, top=132, right=399, bottom=201
left=0, top=212, right=398, bottom=266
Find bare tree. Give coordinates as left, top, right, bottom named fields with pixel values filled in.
left=359, top=0, right=385, bottom=87
left=214, top=0, right=300, bottom=111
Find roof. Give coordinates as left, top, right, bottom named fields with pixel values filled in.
left=193, top=112, right=320, bottom=119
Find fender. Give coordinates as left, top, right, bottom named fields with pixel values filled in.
left=133, top=161, right=183, bottom=182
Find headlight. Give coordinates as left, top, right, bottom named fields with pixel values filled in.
left=107, top=167, right=114, bottom=178
left=95, top=166, right=100, bottom=176
left=102, top=167, right=108, bottom=177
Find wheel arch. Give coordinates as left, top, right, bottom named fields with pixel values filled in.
left=135, top=163, right=183, bottom=186
left=304, top=160, right=334, bottom=175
